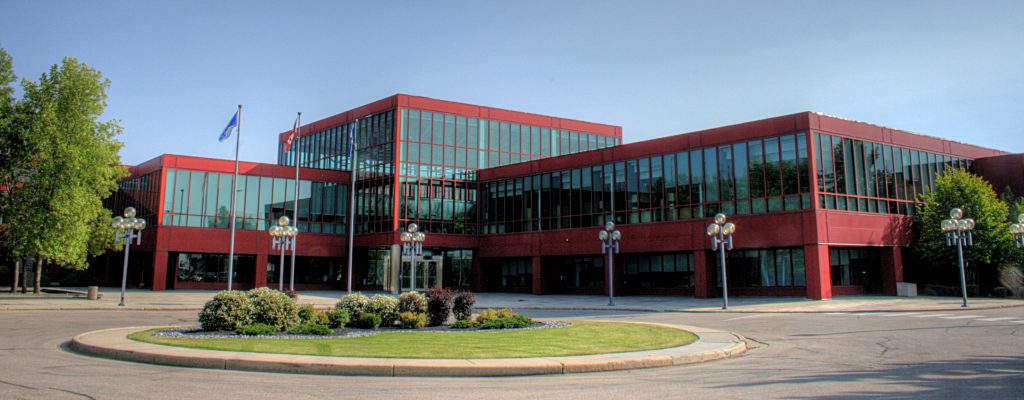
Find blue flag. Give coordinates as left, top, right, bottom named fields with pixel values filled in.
left=219, top=111, right=239, bottom=142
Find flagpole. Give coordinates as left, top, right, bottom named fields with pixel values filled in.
left=290, top=112, right=301, bottom=292
left=346, top=120, right=358, bottom=294
left=227, top=104, right=241, bottom=291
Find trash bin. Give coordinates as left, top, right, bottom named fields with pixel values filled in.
left=87, top=286, right=99, bottom=301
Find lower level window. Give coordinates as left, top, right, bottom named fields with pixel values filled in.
left=174, top=252, right=255, bottom=284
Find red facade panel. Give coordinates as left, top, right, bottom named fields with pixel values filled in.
left=974, top=153, right=1024, bottom=195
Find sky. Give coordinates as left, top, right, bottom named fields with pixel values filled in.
left=1, top=1, right=1022, bottom=165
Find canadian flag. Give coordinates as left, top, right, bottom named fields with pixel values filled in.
left=284, top=116, right=299, bottom=152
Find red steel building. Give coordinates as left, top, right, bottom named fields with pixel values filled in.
left=100, top=94, right=1020, bottom=300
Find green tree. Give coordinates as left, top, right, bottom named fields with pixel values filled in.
left=999, top=186, right=1024, bottom=223
left=1, top=49, right=126, bottom=293
left=916, top=168, right=1014, bottom=286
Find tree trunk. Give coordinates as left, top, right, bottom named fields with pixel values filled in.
left=20, top=258, right=28, bottom=293
left=10, top=258, right=19, bottom=294
left=33, top=257, right=43, bottom=294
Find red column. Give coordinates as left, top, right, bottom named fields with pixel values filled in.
left=470, top=256, right=483, bottom=292
left=254, top=254, right=268, bottom=289
left=151, top=250, right=168, bottom=291
left=531, top=256, right=543, bottom=295
left=881, top=246, right=904, bottom=296
left=804, top=244, right=832, bottom=300
left=694, top=250, right=711, bottom=298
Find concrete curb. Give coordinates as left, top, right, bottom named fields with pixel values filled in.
left=68, top=322, right=747, bottom=377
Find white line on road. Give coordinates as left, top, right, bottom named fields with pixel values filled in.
left=912, top=314, right=953, bottom=318
left=824, top=312, right=849, bottom=315
left=977, top=317, right=1017, bottom=322
left=940, top=315, right=984, bottom=319
left=851, top=312, right=878, bottom=316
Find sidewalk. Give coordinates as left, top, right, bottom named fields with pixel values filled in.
left=3, top=287, right=1023, bottom=313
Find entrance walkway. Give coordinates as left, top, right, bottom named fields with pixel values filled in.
left=2, top=287, right=1022, bottom=312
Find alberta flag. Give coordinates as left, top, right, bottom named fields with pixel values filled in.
left=218, top=111, right=239, bottom=142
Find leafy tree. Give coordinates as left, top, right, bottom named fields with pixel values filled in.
left=916, top=168, right=1014, bottom=285
left=1, top=48, right=126, bottom=293
left=999, top=186, right=1024, bottom=224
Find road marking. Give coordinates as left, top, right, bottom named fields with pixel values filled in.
left=1011, top=320, right=1024, bottom=324
left=977, top=317, right=1017, bottom=322
left=940, top=315, right=984, bottom=319
left=912, top=314, right=953, bottom=318
left=851, top=312, right=877, bottom=316
left=824, top=312, right=849, bottom=315
left=725, top=314, right=778, bottom=321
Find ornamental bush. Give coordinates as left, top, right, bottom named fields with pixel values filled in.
left=198, top=291, right=254, bottom=331
left=426, top=288, right=454, bottom=326
left=236, top=323, right=276, bottom=336
left=452, top=291, right=476, bottom=321
left=247, top=287, right=300, bottom=331
left=327, top=307, right=350, bottom=328
left=398, top=312, right=428, bottom=329
left=366, top=295, right=400, bottom=327
left=451, top=319, right=475, bottom=329
left=476, top=308, right=533, bottom=329
left=288, top=322, right=333, bottom=335
left=336, top=293, right=370, bottom=320
left=297, top=304, right=329, bottom=326
left=355, top=312, right=383, bottom=329
left=398, top=291, right=427, bottom=314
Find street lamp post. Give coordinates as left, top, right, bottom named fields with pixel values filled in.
left=1010, top=213, right=1024, bottom=249
left=270, top=216, right=297, bottom=291
left=112, top=207, right=146, bottom=307
left=942, top=208, right=975, bottom=308
left=598, top=221, right=621, bottom=306
left=400, top=223, right=425, bottom=293
left=707, top=213, right=736, bottom=310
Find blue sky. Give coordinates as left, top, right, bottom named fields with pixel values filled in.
left=1, top=1, right=1022, bottom=165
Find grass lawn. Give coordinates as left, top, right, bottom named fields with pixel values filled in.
left=129, top=321, right=697, bottom=359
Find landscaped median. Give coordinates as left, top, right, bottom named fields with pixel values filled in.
left=69, top=321, right=748, bottom=376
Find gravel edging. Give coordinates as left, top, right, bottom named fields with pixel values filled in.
left=150, top=321, right=572, bottom=340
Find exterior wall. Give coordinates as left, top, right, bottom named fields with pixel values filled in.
left=974, top=153, right=1024, bottom=196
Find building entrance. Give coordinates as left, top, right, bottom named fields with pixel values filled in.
left=399, top=258, right=442, bottom=292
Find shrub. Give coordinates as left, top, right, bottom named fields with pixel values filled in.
left=327, top=308, right=350, bottom=328
left=297, top=304, right=329, bottom=325
left=452, top=291, right=476, bottom=321
left=398, top=312, right=428, bottom=329
left=451, top=319, right=475, bottom=329
left=283, top=289, right=298, bottom=300
left=354, top=312, right=383, bottom=329
left=426, top=288, right=454, bottom=326
left=247, top=287, right=300, bottom=331
left=198, top=291, right=253, bottom=331
left=476, top=308, right=533, bottom=329
left=336, top=293, right=370, bottom=320
left=288, top=322, right=333, bottom=335
left=236, top=323, right=276, bottom=336
left=366, top=295, right=400, bottom=327
left=399, top=291, right=427, bottom=314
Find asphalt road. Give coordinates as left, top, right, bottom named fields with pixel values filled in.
left=1, top=307, right=1022, bottom=399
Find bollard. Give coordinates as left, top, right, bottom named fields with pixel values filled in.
left=87, top=286, right=99, bottom=301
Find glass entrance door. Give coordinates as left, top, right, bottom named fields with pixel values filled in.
left=399, top=259, right=442, bottom=292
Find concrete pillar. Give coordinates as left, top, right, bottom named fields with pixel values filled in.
left=804, top=244, right=832, bottom=300
left=694, top=250, right=711, bottom=298
left=531, top=256, right=543, bottom=295
left=881, top=246, right=904, bottom=296
left=254, top=253, right=268, bottom=288
left=151, top=250, right=168, bottom=291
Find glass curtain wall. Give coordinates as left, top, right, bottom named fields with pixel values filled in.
left=622, top=252, right=695, bottom=289
left=161, top=169, right=348, bottom=234
left=814, top=133, right=970, bottom=215
left=713, top=247, right=806, bottom=288
left=397, top=108, right=619, bottom=234
left=481, top=133, right=810, bottom=234
left=106, top=171, right=161, bottom=222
